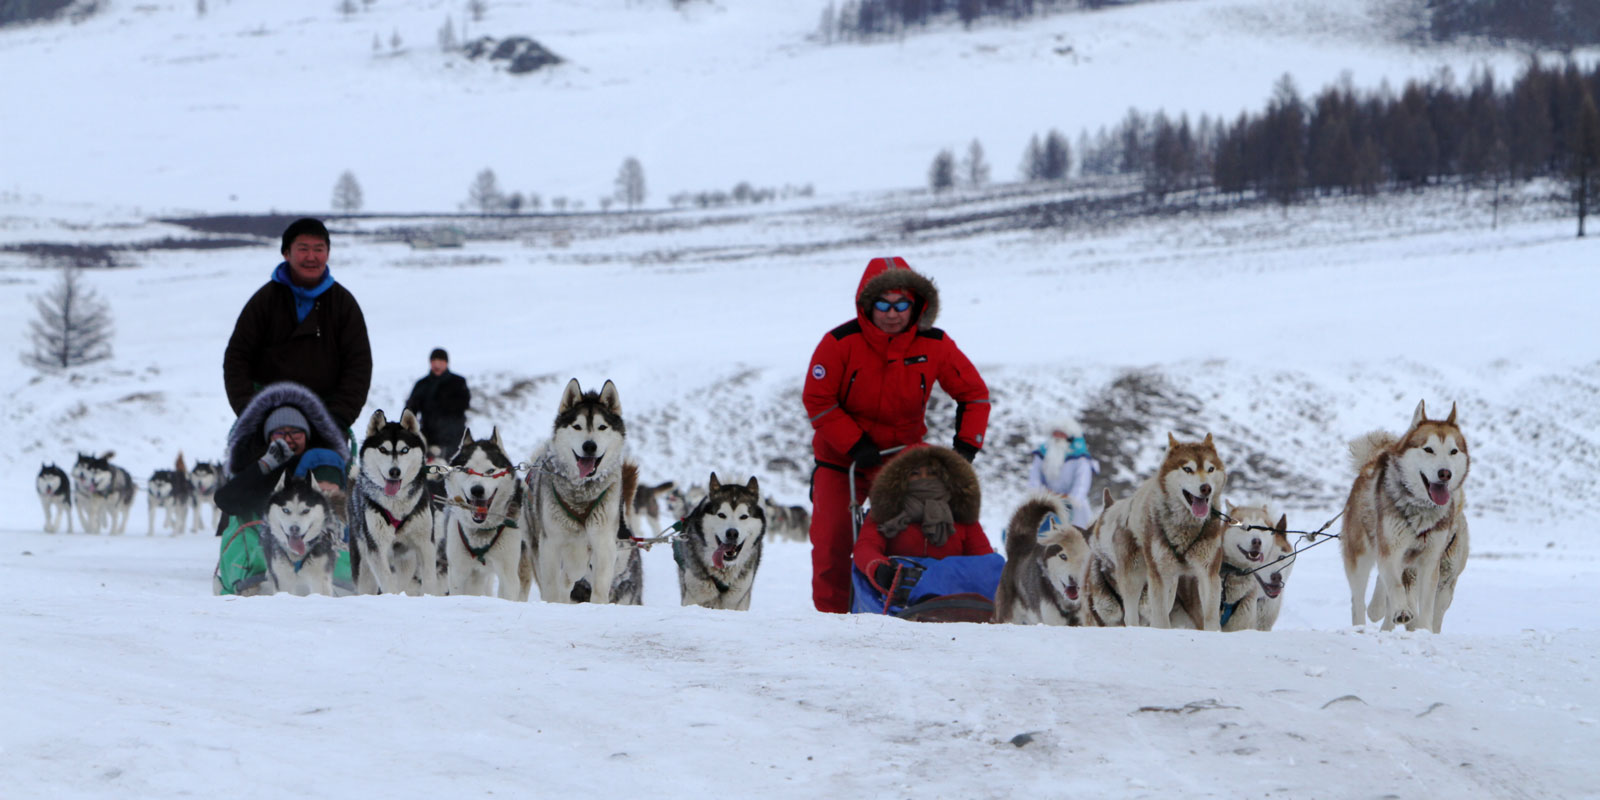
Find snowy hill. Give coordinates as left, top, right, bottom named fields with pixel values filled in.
left=2, top=1, right=1599, bottom=797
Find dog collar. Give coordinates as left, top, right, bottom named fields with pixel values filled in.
left=553, top=486, right=609, bottom=526
left=368, top=490, right=429, bottom=530
left=456, top=520, right=505, bottom=565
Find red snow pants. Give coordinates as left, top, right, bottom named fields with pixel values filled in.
left=810, top=462, right=879, bottom=613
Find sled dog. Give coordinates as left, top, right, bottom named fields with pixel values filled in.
left=1340, top=400, right=1470, bottom=633
left=348, top=409, right=440, bottom=596
left=1169, top=501, right=1283, bottom=631
left=37, top=463, right=72, bottom=533
left=675, top=473, right=766, bottom=610
left=524, top=378, right=641, bottom=604
left=631, top=478, right=677, bottom=536
left=1081, top=489, right=1130, bottom=627
left=1093, top=433, right=1228, bottom=629
left=440, top=427, right=532, bottom=600
left=74, top=451, right=135, bottom=535
left=146, top=453, right=193, bottom=536
left=994, top=492, right=1090, bottom=625
left=761, top=497, right=812, bottom=542
left=261, top=473, right=340, bottom=596
left=188, top=461, right=222, bottom=533
left=1245, top=507, right=1295, bottom=631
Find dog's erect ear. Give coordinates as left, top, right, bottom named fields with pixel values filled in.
left=460, top=427, right=474, bottom=452
left=1225, top=499, right=1236, bottom=514
left=1446, top=402, right=1458, bottom=426
left=102, top=451, right=115, bottom=460
left=1202, top=432, right=1214, bottom=449
left=1410, top=399, right=1427, bottom=430
left=175, top=452, right=187, bottom=473
left=399, top=409, right=422, bottom=436
left=272, top=469, right=289, bottom=494
left=560, top=378, right=584, bottom=412
left=367, top=409, right=388, bottom=437
left=1166, top=432, right=1178, bottom=451
left=708, top=472, right=721, bottom=491
left=490, top=426, right=504, bottom=452
left=1037, top=511, right=1061, bottom=540
left=746, top=475, right=759, bottom=496
left=1102, top=488, right=1114, bottom=509
left=599, top=380, right=621, bottom=416
left=1274, top=514, right=1288, bottom=534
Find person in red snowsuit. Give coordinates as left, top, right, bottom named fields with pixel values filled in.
left=802, top=256, right=990, bottom=613
left=852, top=444, right=994, bottom=605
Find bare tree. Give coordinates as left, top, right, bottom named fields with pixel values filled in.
left=23, top=266, right=114, bottom=372
left=337, top=0, right=358, bottom=19
left=1574, top=88, right=1600, bottom=237
left=960, top=138, right=990, bottom=187
left=390, top=28, right=402, bottom=51
left=614, top=157, right=647, bottom=210
left=438, top=14, right=458, bottom=52
left=331, top=170, right=364, bottom=213
left=467, top=168, right=503, bottom=214
left=468, top=0, right=487, bottom=23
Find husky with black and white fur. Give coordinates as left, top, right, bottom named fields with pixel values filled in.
left=440, top=427, right=532, bottom=600
left=523, top=378, right=640, bottom=604
left=261, top=472, right=340, bottom=596
left=146, top=453, right=194, bottom=535
left=348, top=409, right=440, bottom=596
left=74, top=451, right=136, bottom=535
left=188, top=461, right=223, bottom=533
left=675, top=473, right=766, bottom=611
left=37, top=463, right=72, bottom=533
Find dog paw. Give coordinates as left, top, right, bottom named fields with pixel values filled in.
left=570, top=578, right=592, bottom=603
left=1393, top=609, right=1413, bottom=625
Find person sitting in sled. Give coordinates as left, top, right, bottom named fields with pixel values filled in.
left=853, top=444, right=994, bottom=608
left=213, top=381, right=350, bottom=596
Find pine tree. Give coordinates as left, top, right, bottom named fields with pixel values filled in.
left=22, top=266, right=114, bottom=372
left=467, top=168, right=503, bottom=214
left=929, top=149, right=956, bottom=192
left=331, top=170, right=364, bottom=212
left=1573, top=88, right=1600, bottom=236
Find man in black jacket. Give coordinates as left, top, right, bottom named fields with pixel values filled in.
left=405, top=347, right=471, bottom=459
left=222, top=218, right=372, bottom=431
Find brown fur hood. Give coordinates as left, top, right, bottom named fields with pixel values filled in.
left=868, top=445, right=980, bottom=524
left=855, top=256, right=941, bottom=330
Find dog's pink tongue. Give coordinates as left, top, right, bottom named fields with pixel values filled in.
left=1189, top=496, right=1210, bottom=518
left=1065, top=582, right=1080, bottom=601
left=289, top=535, right=307, bottom=557
left=1427, top=482, right=1451, bottom=506
left=577, top=457, right=598, bottom=478
left=713, top=542, right=736, bottom=569
left=384, top=479, right=401, bottom=497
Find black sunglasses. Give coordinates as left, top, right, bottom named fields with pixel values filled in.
left=872, top=299, right=912, bottom=312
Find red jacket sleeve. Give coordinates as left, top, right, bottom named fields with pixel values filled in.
left=937, top=334, right=990, bottom=452
left=803, top=333, right=864, bottom=457
left=851, top=518, right=892, bottom=588
left=961, top=522, right=995, bottom=556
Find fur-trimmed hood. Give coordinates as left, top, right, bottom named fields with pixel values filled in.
left=855, top=256, right=940, bottom=330
left=868, top=444, right=980, bottom=525
left=226, top=382, right=347, bottom=478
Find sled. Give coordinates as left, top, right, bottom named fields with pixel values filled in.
left=849, top=554, right=1006, bottom=622
left=213, top=513, right=354, bottom=596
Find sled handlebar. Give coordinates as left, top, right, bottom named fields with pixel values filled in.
left=849, top=445, right=906, bottom=540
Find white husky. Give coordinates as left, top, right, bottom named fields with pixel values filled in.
left=1340, top=400, right=1470, bottom=633
left=74, top=451, right=136, bottom=535
left=261, top=473, right=340, bottom=597
left=37, top=463, right=72, bottom=533
left=523, top=378, right=638, bottom=604
left=440, top=427, right=532, bottom=600
left=348, top=409, right=440, bottom=596
left=188, top=461, right=222, bottom=533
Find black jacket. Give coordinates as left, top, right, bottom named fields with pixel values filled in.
left=405, top=370, right=471, bottom=456
left=223, top=277, right=372, bottom=431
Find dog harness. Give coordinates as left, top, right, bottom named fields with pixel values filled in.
left=367, top=489, right=430, bottom=530
left=552, top=486, right=609, bottom=526
left=454, top=487, right=522, bottom=565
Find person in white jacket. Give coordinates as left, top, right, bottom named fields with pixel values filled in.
left=1027, top=417, right=1099, bottom=529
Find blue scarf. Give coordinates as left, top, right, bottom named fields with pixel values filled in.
left=1033, top=436, right=1090, bottom=460
left=272, top=262, right=336, bottom=322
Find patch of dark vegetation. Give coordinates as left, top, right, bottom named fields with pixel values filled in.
left=1428, top=0, right=1600, bottom=48
left=161, top=214, right=311, bottom=239
left=0, top=236, right=264, bottom=268
left=0, top=0, right=97, bottom=27
left=462, top=35, right=563, bottom=74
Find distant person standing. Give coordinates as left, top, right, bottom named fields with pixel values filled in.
left=1027, top=417, right=1099, bottom=529
left=223, top=217, right=372, bottom=432
left=405, top=348, right=471, bottom=460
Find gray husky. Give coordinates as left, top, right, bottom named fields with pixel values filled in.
left=37, top=463, right=72, bottom=533
left=674, top=473, right=766, bottom=611
left=188, top=461, right=223, bottom=533
left=994, top=491, right=1091, bottom=625
left=74, top=451, right=135, bottom=535
left=523, top=379, right=640, bottom=604
left=262, top=473, right=340, bottom=596
left=348, top=409, right=440, bottom=596
left=146, top=453, right=193, bottom=536
left=440, top=427, right=532, bottom=600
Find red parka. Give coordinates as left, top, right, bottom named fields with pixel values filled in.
left=803, top=257, right=990, bottom=467
left=851, top=445, right=994, bottom=587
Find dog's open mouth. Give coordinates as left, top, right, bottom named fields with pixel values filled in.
left=383, top=479, right=402, bottom=497
left=574, top=453, right=602, bottom=479
left=1423, top=473, right=1451, bottom=506
left=288, top=533, right=307, bottom=557
left=1064, top=577, right=1080, bottom=601
left=1182, top=490, right=1210, bottom=519
left=712, top=534, right=744, bottom=569
left=1238, top=543, right=1264, bottom=562
left=472, top=488, right=498, bottom=524
left=1256, top=573, right=1284, bottom=599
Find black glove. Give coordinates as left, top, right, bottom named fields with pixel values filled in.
left=873, top=560, right=925, bottom=605
left=258, top=438, right=294, bottom=474
left=952, top=440, right=978, bottom=463
left=848, top=434, right=883, bottom=470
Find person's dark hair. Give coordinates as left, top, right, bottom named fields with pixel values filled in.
left=430, top=347, right=449, bottom=362
left=280, top=218, right=331, bottom=254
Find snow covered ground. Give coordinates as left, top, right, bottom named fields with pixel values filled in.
left=3, top=1, right=1600, bottom=797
